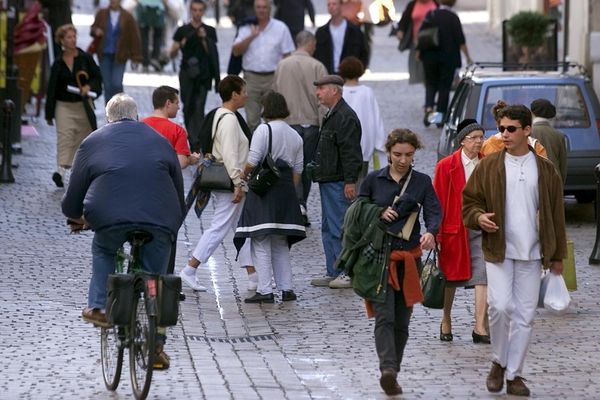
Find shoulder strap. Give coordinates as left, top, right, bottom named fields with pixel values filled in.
left=266, top=123, right=273, bottom=155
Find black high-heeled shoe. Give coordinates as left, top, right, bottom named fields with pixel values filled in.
left=472, top=330, right=491, bottom=344
left=440, top=324, right=453, bottom=342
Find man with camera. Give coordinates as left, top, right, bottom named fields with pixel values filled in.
left=169, top=0, right=220, bottom=147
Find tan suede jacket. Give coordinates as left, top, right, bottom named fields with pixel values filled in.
left=91, top=7, right=143, bottom=64
left=462, top=147, right=567, bottom=268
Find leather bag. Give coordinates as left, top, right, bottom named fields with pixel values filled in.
left=198, top=156, right=234, bottom=192
left=420, top=250, right=446, bottom=309
left=417, top=26, right=439, bottom=51
left=247, top=123, right=280, bottom=196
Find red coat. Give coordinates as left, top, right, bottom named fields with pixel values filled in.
left=433, top=149, right=481, bottom=281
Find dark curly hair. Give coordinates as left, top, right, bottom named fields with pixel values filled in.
left=492, top=99, right=508, bottom=123
left=338, top=56, right=365, bottom=81
left=496, top=104, right=532, bottom=128
left=385, top=129, right=423, bottom=152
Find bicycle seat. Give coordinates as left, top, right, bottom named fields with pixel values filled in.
left=126, top=230, right=154, bottom=245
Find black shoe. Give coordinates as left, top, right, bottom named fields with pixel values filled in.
left=379, top=368, right=402, bottom=395
left=244, top=292, right=274, bottom=303
left=150, top=58, right=163, bottom=72
left=52, top=172, right=64, bottom=187
left=282, top=290, right=297, bottom=301
left=440, top=324, right=453, bottom=342
left=302, top=214, right=311, bottom=227
left=423, top=112, right=431, bottom=127
left=472, top=330, right=491, bottom=344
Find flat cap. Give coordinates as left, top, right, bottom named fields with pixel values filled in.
left=313, top=74, right=344, bottom=86
left=530, top=98, right=556, bottom=119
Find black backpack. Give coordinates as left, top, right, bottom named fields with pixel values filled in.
left=190, top=108, right=253, bottom=154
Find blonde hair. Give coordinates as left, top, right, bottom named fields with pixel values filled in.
left=55, top=24, right=77, bottom=44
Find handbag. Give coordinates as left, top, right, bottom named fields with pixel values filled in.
left=198, top=114, right=234, bottom=192
left=420, top=250, right=446, bottom=309
left=247, top=123, right=280, bottom=196
left=416, top=11, right=439, bottom=51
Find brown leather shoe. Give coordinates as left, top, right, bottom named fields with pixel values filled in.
left=507, top=376, right=530, bottom=396
left=81, top=307, right=111, bottom=328
left=380, top=368, right=402, bottom=396
left=486, top=361, right=505, bottom=393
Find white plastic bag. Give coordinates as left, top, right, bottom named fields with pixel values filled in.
left=542, top=272, right=571, bottom=315
left=537, top=271, right=551, bottom=308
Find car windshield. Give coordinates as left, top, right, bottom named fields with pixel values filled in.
left=482, top=84, right=590, bottom=130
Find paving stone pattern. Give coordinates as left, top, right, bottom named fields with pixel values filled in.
left=1, top=2, right=600, bottom=399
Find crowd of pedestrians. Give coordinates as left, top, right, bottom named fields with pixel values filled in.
left=37, top=0, right=570, bottom=397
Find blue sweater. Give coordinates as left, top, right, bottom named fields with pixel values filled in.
left=62, top=120, right=185, bottom=235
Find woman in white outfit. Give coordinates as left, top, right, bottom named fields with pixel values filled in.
left=234, top=91, right=306, bottom=303
left=180, top=75, right=253, bottom=291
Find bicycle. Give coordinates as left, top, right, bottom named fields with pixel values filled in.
left=100, top=230, right=161, bottom=400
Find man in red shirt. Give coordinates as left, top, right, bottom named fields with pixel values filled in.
left=143, top=85, right=200, bottom=169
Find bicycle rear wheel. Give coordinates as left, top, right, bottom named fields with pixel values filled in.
left=129, top=288, right=155, bottom=400
left=101, top=326, right=124, bottom=390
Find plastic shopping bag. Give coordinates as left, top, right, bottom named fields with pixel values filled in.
left=542, top=272, right=571, bottom=315
left=537, top=271, right=550, bottom=308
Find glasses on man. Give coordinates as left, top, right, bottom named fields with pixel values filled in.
left=498, top=125, right=522, bottom=133
left=464, top=135, right=484, bottom=141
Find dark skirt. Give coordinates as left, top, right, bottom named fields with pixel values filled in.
left=234, top=163, right=306, bottom=252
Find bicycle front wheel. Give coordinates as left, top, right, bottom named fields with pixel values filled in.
left=129, top=290, right=155, bottom=400
left=101, top=326, right=124, bottom=390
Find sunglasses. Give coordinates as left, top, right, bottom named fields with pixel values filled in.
left=498, top=125, right=522, bottom=133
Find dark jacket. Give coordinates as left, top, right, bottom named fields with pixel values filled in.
left=530, top=120, right=568, bottom=184
left=312, top=98, right=362, bottom=183
left=395, top=0, right=439, bottom=50
left=173, top=23, right=220, bottom=89
left=62, top=120, right=185, bottom=235
left=45, top=48, right=102, bottom=130
left=419, top=7, right=465, bottom=68
left=90, top=6, right=143, bottom=64
left=462, top=148, right=567, bottom=268
left=274, top=0, right=315, bottom=38
left=314, top=19, right=368, bottom=73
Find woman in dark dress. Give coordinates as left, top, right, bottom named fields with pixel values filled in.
left=46, top=24, right=102, bottom=187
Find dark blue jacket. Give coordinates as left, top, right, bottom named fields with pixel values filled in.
left=62, top=119, right=185, bottom=235
left=314, top=19, right=368, bottom=73
left=312, top=98, right=363, bottom=184
left=359, top=167, right=442, bottom=250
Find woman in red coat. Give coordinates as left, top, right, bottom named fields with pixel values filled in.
left=433, top=119, right=490, bottom=344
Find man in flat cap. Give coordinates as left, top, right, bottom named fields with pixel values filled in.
left=530, top=98, right=567, bottom=185
left=463, top=104, right=566, bottom=397
left=310, top=74, right=363, bottom=289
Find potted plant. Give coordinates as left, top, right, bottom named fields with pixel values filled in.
left=506, top=11, right=552, bottom=64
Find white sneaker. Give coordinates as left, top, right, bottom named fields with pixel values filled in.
left=247, top=280, right=258, bottom=291
left=180, top=269, right=207, bottom=292
left=329, top=273, right=352, bottom=289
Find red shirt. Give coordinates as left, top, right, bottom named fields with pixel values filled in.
left=143, top=116, right=191, bottom=156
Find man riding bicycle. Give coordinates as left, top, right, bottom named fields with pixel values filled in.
left=62, top=93, right=185, bottom=369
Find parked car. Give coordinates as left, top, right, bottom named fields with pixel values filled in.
left=437, top=62, right=600, bottom=203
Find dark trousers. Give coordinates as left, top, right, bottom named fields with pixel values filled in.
left=179, top=72, right=209, bottom=143
left=140, top=25, right=163, bottom=66
left=290, top=124, right=319, bottom=207
left=422, top=61, right=455, bottom=115
left=373, top=266, right=413, bottom=372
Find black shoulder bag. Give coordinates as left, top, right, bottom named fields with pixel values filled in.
left=247, top=123, right=280, bottom=196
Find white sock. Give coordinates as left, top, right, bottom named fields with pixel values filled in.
left=182, top=265, right=197, bottom=276
left=248, top=272, right=258, bottom=283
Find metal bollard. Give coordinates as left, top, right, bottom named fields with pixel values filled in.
left=590, top=163, right=600, bottom=264
left=0, top=100, right=16, bottom=183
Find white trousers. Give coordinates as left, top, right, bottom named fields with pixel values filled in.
left=192, top=191, right=252, bottom=266
left=486, top=259, right=541, bottom=380
left=251, top=234, right=292, bottom=295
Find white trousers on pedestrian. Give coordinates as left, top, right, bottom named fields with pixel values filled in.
left=251, top=234, right=292, bottom=295
left=486, top=259, right=541, bottom=380
left=192, top=191, right=252, bottom=266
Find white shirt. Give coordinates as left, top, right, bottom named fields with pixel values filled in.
left=248, top=121, right=303, bottom=174
left=461, top=149, right=478, bottom=181
left=109, top=10, right=120, bottom=27
left=342, top=84, right=386, bottom=168
left=329, top=19, right=347, bottom=73
left=234, top=19, right=295, bottom=72
left=504, top=151, right=541, bottom=260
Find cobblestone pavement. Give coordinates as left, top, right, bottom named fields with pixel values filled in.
left=1, top=2, right=600, bottom=399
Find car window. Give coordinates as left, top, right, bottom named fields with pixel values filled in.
left=482, top=84, right=590, bottom=129
left=448, top=82, right=469, bottom=129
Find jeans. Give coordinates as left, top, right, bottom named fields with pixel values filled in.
left=179, top=71, right=209, bottom=145
left=99, top=54, right=126, bottom=105
left=88, top=224, right=173, bottom=309
left=290, top=124, right=319, bottom=207
left=319, top=181, right=350, bottom=277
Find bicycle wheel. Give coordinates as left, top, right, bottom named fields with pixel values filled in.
left=101, top=326, right=124, bottom=390
left=129, top=288, right=155, bottom=400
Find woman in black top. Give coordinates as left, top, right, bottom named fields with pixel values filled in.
left=359, top=128, right=441, bottom=395
left=417, top=0, right=471, bottom=127
left=46, top=24, right=102, bottom=187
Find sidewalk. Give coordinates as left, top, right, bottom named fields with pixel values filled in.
left=2, top=3, right=600, bottom=399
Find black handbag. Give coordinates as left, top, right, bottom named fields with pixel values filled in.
left=416, top=10, right=439, bottom=51
left=247, top=123, right=280, bottom=196
left=420, top=250, right=446, bottom=309
left=198, top=114, right=234, bottom=192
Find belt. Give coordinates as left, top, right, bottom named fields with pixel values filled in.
left=244, top=70, right=275, bottom=76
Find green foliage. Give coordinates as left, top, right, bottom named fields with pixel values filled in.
left=506, top=11, right=551, bottom=48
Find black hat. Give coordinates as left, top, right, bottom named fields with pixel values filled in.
left=313, top=74, right=344, bottom=86
left=530, top=98, right=556, bottom=118
left=456, top=118, right=484, bottom=144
